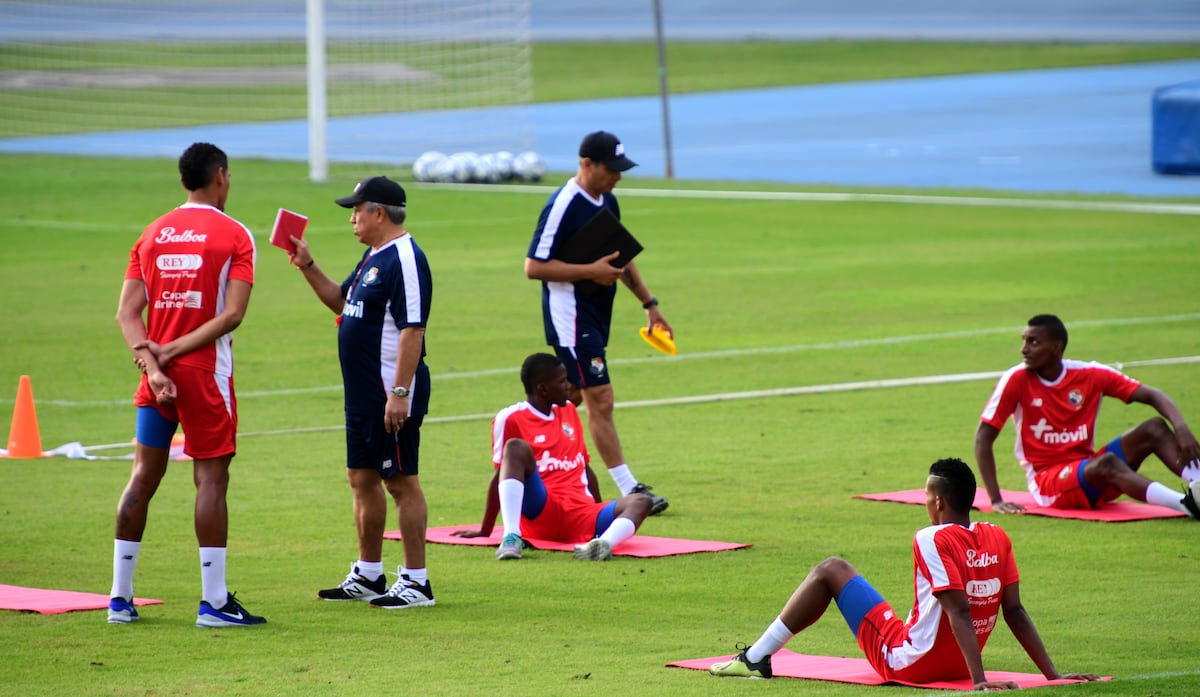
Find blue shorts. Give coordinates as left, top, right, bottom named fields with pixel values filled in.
left=554, top=343, right=611, bottom=389
left=835, top=575, right=888, bottom=638
left=136, top=406, right=179, bottom=449
left=345, top=412, right=422, bottom=478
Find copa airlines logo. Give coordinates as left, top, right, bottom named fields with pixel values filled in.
left=342, top=300, right=364, bottom=319
left=156, top=254, right=203, bottom=271
left=971, top=615, right=998, bottom=634
left=154, top=227, right=208, bottom=244
left=535, top=449, right=587, bottom=474
left=964, top=549, right=998, bottom=568
left=1029, top=417, right=1088, bottom=445
left=965, top=578, right=1002, bottom=597
left=153, top=290, right=202, bottom=310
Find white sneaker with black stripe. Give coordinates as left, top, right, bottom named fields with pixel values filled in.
left=318, top=564, right=387, bottom=602
left=369, top=571, right=435, bottom=609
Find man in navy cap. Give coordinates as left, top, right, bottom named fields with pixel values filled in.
left=525, top=131, right=672, bottom=515
left=290, top=175, right=437, bottom=610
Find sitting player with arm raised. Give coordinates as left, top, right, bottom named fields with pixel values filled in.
left=710, top=457, right=1098, bottom=690
left=975, top=313, right=1200, bottom=518
left=452, top=352, right=652, bottom=561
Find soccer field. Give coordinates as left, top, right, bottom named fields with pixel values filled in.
left=0, top=150, right=1198, bottom=696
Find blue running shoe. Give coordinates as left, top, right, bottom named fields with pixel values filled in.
left=195, top=592, right=267, bottom=628
left=496, top=533, right=523, bottom=560
left=107, top=597, right=139, bottom=624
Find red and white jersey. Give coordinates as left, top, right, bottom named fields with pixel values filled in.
left=125, top=203, right=256, bottom=376
left=491, top=401, right=593, bottom=508
left=888, top=521, right=1018, bottom=675
left=980, top=360, right=1140, bottom=478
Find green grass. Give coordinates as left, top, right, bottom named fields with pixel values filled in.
left=0, top=152, right=1198, bottom=696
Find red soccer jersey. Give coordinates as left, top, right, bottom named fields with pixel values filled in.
left=980, top=359, right=1140, bottom=475
left=491, top=401, right=594, bottom=508
left=125, top=203, right=256, bottom=375
left=881, top=521, right=1019, bottom=682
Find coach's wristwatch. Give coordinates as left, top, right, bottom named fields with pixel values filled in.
left=390, top=386, right=410, bottom=399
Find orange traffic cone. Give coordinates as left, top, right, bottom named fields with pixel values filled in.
left=6, top=375, right=44, bottom=458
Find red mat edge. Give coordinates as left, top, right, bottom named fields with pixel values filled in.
left=667, top=649, right=1110, bottom=689
left=0, top=584, right=163, bottom=615
left=854, top=488, right=1184, bottom=521
left=385, top=525, right=752, bottom=557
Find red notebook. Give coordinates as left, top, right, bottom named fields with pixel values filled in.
left=269, top=208, right=308, bottom=254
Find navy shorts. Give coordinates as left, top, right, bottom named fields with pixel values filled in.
left=345, top=412, right=422, bottom=478
left=554, top=343, right=611, bottom=389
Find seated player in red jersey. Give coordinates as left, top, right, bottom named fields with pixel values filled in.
left=710, top=457, right=1099, bottom=690
left=976, top=314, right=1200, bottom=517
left=452, top=352, right=653, bottom=560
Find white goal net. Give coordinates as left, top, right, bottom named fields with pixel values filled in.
left=0, top=0, right=534, bottom=178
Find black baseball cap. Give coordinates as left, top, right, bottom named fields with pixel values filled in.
left=335, top=176, right=406, bottom=208
left=578, top=131, right=637, bottom=172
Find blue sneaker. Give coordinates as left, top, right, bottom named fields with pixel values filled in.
left=107, top=597, right=138, bottom=624
left=496, top=533, right=523, bottom=560
left=195, top=592, right=267, bottom=628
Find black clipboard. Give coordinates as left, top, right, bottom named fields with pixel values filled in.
left=553, top=208, right=643, bottom=296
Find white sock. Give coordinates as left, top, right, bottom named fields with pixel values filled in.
left=110, top=539, right=141, bottom=600
left=402, top=567, right=427, bottom=585
left=599, top=516, right=637, bottom=548
left=1180, top=461, right=1200, bottom=483
left=199, top=547, right=228, bottom=608
left=498, top=477, right=525, bottom=538
left=608, top=464, right=638, bottom=496
left=1145, top=481, right=1188, bottom=514
left=746, top=617, right=794, bottom=664
left=356, top=560, right=384, bottom=581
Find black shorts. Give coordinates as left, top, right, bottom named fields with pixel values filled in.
left=554, top=343, right=611, bottom=388
left=345, top=412, right=423, bottom=478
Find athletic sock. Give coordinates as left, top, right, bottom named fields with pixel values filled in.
left=199, top=547, right=228, bottom=608
left=356, top=560, right=384, bottom=581
left=402, top=567, right=427, bottom=585
left=608, top=464, right=638, bottom=496
left=498, top=477, right=526, bottom=538
left=1180, top=461, right=1200, bottom=484
left=746, top=616, right=794, bottom=664
left=111, top=539, right=141, bottom=600
left=598, top=516, right=637, bottom=548
left=1145, top=481, right=1188, bottom=513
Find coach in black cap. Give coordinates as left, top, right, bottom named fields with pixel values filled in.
left=291, top=173, right=438, bottom=609
left=335, top=175, right=407, bottom=208
left=578, top=130, right=638, bottom=172
left=523, top=130, right=672, bottom=516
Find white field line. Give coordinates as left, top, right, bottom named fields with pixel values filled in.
left=422, top=181, right=1200, bottom=216
left=46, top=312, right=1200, bottom=409
left=80, top=354, right=1200, bottom=454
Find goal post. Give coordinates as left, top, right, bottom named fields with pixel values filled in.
left=0, top=0, right=535, bottom=182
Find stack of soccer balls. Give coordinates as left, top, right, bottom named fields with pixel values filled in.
left=412, top=151, right=545, bottom=184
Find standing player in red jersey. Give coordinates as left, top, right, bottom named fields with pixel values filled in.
left=108, top=142, right=265, bottom=628
left=976, top=314, right=1200, bottom=518
left=710, top=458, right=1099, bottom=689
left=452, top=352, right=653, bottom=561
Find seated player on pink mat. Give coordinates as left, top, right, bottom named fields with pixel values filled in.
left=452, top=353, right=653, bottom=561
left=976, top=313, right=1200, bottom=517
left=710, top=457, right=1099, bottom=690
